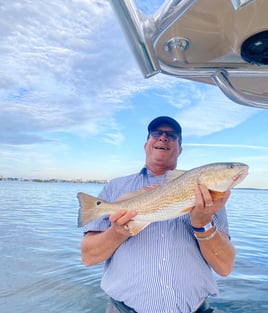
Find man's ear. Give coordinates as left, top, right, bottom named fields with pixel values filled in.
left=177, top=145, right=182, bottom=157
left=144, top=141, right=147, bottom=151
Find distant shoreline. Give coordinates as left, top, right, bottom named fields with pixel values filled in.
left=1, top=177, right=267, bottom=190
left=0, top=177, right=107, bottom=184
left=234, top=187, right=268, bottom=191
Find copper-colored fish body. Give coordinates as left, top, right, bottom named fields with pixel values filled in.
left=77, top=162, right=248, bottom=235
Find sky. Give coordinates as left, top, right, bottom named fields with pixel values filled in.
left=0, top=0, right=268, bottom=189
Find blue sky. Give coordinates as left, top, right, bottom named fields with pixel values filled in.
left=0, top=0, right=268, bottom=189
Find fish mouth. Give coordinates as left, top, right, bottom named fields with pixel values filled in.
left=231, top=168, right=248, bottom=188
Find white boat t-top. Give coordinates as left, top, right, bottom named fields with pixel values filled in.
left=110, top=0, right=268, bottom=108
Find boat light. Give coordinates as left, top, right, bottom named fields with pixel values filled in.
left=241, top=31, right=268, bottom=65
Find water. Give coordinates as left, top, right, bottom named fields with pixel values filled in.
left=0, top=181, right=268, bottom=313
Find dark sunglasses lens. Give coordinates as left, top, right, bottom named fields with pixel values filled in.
left=167, top=133, right=178, bottom=141
left=150, top=131, right=160, bottom=138
left=150, top=130, right=177, bottom=141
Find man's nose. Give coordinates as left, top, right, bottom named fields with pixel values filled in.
left=159, top=132, right=168, bottom=141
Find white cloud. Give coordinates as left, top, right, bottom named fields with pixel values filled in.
left=0, top=0, right=267, bottom=188
left=0, top=0, right=182, bottom=146
left=0, top=1, right=132, bottom=143
left=1, top=0, right=257, bottom=146
left=173, top=84, right=257, bottom=137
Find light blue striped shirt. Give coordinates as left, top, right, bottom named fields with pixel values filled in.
left=83, top=168, right=230, bottom=313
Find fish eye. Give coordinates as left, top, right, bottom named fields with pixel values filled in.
left=96, top=200, right=102, bottom=205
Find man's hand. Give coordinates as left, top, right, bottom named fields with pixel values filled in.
left=190, top=185, right=231, bottom=227
left=109, top=209, right=137, bottom=236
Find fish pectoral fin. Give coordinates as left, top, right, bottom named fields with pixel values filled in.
left=128, top=221, right=151, bottom=236
left=209, top=190, right=226, bottom=201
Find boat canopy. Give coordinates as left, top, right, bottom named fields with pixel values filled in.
left=110, top=0, right=268, bottom=109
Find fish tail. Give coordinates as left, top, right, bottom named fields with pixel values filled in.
left=77, top=192, right=109, bottom=227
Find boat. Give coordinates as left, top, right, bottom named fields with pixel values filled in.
left=110, top=0, right=268, bottom=108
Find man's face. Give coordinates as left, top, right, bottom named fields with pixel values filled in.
left=144, top=125, right=182, bottom=169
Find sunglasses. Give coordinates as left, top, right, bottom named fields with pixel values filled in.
left=149, top=130, right=179, bottom=142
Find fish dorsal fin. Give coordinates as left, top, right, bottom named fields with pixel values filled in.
left=114, top=185, right=161, bottom=202
left=114, top=189, right=148, bottom=202
left=166, top=169, right=186, bottom=183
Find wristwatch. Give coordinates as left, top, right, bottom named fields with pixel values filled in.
left=192, top=220, right=215, bottom=233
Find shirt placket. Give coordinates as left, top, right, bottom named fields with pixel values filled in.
left=158, top=231, right=178, bottom=313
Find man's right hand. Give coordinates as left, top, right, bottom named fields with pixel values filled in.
left=109, top=209, right=137, bottom=236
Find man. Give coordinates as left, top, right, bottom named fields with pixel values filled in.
left=81, top=116, right=235, bottom=313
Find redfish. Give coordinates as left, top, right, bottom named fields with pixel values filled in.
left=77, top=162, right=248, bottom=235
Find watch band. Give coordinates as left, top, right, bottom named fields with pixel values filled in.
left=192, top=220, right=215, bottom=233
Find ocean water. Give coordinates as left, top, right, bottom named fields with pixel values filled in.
left=0, top=181, right=268, bottom=313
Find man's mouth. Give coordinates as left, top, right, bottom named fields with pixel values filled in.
left=154, top=146, right=170, bottom=150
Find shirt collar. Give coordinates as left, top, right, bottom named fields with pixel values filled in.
left=139, top=166, right=168, bottom=178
